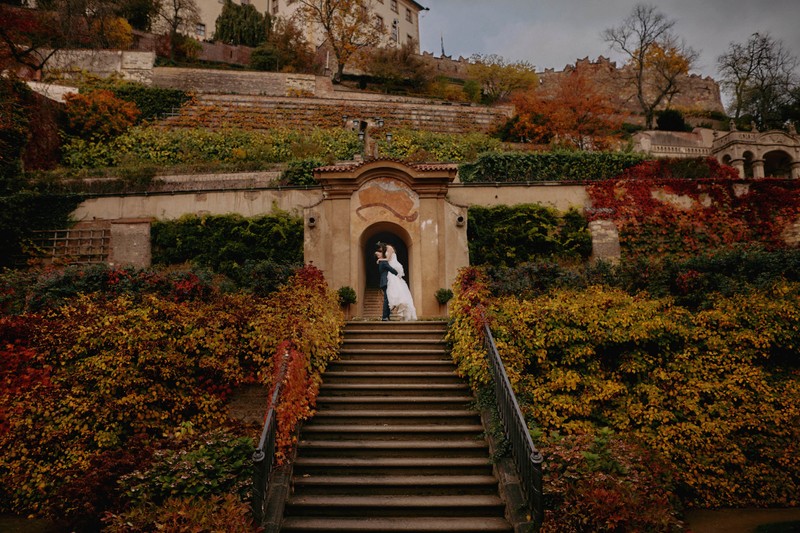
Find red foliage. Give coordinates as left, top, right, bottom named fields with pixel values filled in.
left=270, top=340, right=319, bottom=463
left=586, top=159, right=800, bottom=259
left=541, top=430, right=684, bottom=532
left=0, top=315, right=52, bottom=436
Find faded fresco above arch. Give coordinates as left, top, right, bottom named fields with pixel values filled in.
left=355, top=177, right=420, bottom=223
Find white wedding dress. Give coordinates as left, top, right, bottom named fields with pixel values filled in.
left=385, top=246, right=417, bottom=321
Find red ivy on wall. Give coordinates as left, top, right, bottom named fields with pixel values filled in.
left=586, top=158, right=800, bottom=259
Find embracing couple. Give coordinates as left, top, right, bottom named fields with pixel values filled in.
left=375, top=242, right=417, bottom=321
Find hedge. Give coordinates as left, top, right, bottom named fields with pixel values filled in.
left=458, top=151, right=647, bottom=183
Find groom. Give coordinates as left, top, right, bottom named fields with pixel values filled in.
left=375, top=243, right=397, bottom=321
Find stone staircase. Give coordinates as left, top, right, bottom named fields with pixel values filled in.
left=280, top=320, right=512, bottom=532
left=361, top=287, right=404, bottom=320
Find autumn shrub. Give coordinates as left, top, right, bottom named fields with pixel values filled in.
left=118, top=428, right=254, bottom=506
left=46, top=435, right=155, bottom=531
left=458, top=151, right=646, bottom=183
left=248, top=265, right=345, bottom=459
left=0, top=291, right=268, bottom=515
left=103, top=493, right=257, bottom=533
left=63, top=89, right=140, bottom=141
left=77, top=78, right=192, bottom=123
left=482, top=245, right=800, bottom=310
left=541, top=428, right=684, bottom=532
left=487, top=285, right=800, bottom=508
left=468, top=205, right=591, bottom=267
left=0, top=264, right=220, bottom=314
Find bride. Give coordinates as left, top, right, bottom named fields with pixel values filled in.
left=382, top=243, right=417, bottom=321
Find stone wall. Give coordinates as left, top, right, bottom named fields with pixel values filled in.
left=151, top=67, right=320, bottom=96
left=42, top=50, right=156, bottom=84
left=418, top=53, right=725, bottom=120
left=537, top=56, right=724, bottom=120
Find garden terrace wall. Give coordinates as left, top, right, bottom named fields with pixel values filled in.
left=160, top=93, right=513, bottom=135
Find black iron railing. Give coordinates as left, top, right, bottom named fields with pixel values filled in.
left=251, top=349, right=290, bottom=525
left=483, top=323, right=544, bottom=529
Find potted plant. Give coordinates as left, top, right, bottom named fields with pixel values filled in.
left=338, top=286, right=357, bottom=319
left=435, top=288, right=453, bottom=316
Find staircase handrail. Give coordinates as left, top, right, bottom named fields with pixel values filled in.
left=251, top=348, right=290, bottom=525
left=483, top=322, right=544, bottom=529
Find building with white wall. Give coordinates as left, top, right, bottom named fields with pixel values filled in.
left=191, top=0, right=426, bottom=56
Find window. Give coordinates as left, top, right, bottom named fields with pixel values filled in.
left=390, top=0, right=398, bottom=13
left=405, top=8, right=412, bottom=22
left=375, top=14, right=384, bottom=30
left=407, top=34, right=414, bottom=46
left=196, top=23, right=206, bottom=38
left=271, top=0, right=278, bottom=14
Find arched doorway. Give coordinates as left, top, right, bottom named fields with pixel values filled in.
left=364, top=231, right=410, bottom=289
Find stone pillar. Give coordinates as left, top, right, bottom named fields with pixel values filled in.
left=791, top=161, right=800, bottom=180
left=588, top=220, right=620, bottom=264
left=731, top=158, right=745, bottom=179
left=109, top=219, right=151, bottom=268
left=752, top=159, right=765, bottom=178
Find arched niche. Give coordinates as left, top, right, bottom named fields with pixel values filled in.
left=764, top=149, right=793, bottom=178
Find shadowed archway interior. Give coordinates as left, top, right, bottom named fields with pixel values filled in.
left=364, top=231, right=409, bottom=289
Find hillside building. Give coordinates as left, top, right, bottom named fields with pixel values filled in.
left=191, top=0, right=426, bottom=55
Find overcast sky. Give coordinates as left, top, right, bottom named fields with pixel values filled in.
left=417, top=0, right=800, bottom=84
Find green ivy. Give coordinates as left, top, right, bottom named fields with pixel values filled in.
left=467, top=204, right=592, bottom=267
left=377, top=128, right=502, bottom=163
left=280, top=158, right=324, bottom=186
left=151, top=212, right=303, bottom=287
left=458, top=151, right=647, bottom=183
left=79, top=78, right=191, bottom=123
left=0, top=191, right=83, bottom=268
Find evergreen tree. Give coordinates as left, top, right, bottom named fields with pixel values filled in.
left=214, top=0, right=270, bottom=47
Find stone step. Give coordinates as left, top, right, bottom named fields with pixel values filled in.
left=296, top=439, right=489, bottom=458
left=283, top=494, right=507, bottom=518
left=280, top=516, right=512, bottom=532
left=292, top=457, right=494, bottom=477
left=338, top=348, right=450, bottom=360
left=311, top=409, right=480, bottom=425
left=341, top=339, right=446, bottom=351
left=322, top=371, right=462, bottom=385
left=343, top=329, right=446, bottom=340
left=301, top=424, right=485, bottom=441
left=315, top=395, right=474, bottom=410
left=329, top=360, right=455, bottom=371
left=291, top=474, right=500, bottom=496
left=318, top=383, right=470, bottom=397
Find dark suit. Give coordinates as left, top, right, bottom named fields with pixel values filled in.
left=378, top=260, right=397, bottom=320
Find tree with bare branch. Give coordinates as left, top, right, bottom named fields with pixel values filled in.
left=292, top=0, right=383, bottom=83
left=155, top=0, right=200, bottom=62
left=602, top=4, right=697, bottom=129
left=717, top=32, right=798, bottom=129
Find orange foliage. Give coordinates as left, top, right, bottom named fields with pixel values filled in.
left=512, top=70, right=621, bottom=150
left=64, top=89, right=139, bottom=141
